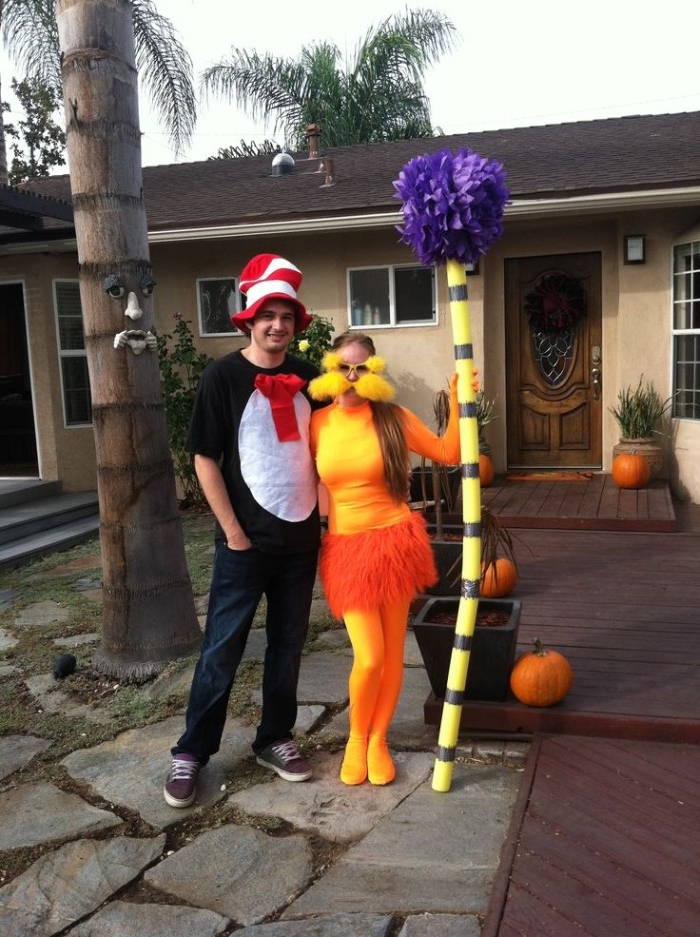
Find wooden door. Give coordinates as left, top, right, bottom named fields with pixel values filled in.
left=505, top=252, right=602, bottom=469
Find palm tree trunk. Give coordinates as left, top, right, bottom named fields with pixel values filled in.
left=0, top=74, right=8, bottom=185
left=56, top=0, right=201, bottom=678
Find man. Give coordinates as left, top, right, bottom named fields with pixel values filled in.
left=164, top=253, right=321, bottom=808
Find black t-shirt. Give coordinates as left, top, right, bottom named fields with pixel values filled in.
left=186, top=350, right=321, bottom=553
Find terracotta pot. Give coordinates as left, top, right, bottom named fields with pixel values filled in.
left=612, top=437, right=663, bottom=479
left=412, top=596, right=522, bottom=701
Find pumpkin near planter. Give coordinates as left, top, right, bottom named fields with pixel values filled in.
left=509, top=638, right=573, bottom=707
left=611, top=451, right=651, bottom=489
left=480, top=556, right=518, bottom=597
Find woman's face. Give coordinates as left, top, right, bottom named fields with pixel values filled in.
left=336, top=342, right=371, bottom=406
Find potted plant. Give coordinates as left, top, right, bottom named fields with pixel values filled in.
left=610, top=376, right=672, bottom=479
left=412, top=506, right=521, bottom=702
left=412, top=596, right=522, bottom=701
left=410, top=384, right=460, bottom=537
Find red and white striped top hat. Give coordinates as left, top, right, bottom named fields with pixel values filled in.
left=232, top=253, right=312, bottom=332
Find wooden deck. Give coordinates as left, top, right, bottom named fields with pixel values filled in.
left=422, top=519, right=700, bottom=742
left=482, top=735, right=700, bottom=937
left=422, top=486, right=700, bottom=937
left=481, top=473, right=676, bottom=532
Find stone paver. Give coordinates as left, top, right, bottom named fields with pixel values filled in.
left=24, top=673, right=113, bottom=724
left=0, top=782, right=121, bottom=851
left=399, top=912, right=481, bottom=936
left=235, top=913, right=395, bottom=935
left=13, top=600, right=70, bottom=628
left=0, top=835, right=165, bottom=937
left=62, top=715, right=247, bottom=828
left=0, top=734, right=50, bottom=782
left=231, top=749, right=433, bottom=842
left=144, top=825, right=312, bottom=926
left=69, top=900, right=230, bottom=936
left=61, top=709, right=324, bottom=829
left=0, top=626, right=18, bottom=649
left=283, top=763, right=521, bottom=918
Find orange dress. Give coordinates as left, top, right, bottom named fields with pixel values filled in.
left=310, top=397, right=460, bottom=618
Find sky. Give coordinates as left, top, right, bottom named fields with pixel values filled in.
left=3, top=0, right=700, bottom=168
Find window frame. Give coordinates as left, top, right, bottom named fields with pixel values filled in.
left=196, top=276, right=244, bottom=338
left=53, top=278, right=92, bottom=427
left=671, top=240, right=700, bottom=421
left=346, top=262, right=437, bottom=329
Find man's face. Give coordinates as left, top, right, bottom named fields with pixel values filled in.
left=248, top=300, right=297, bottom=355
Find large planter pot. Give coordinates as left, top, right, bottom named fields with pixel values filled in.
left=410, top=465, right=461, bottom=507
left=426, top=529, right=462, bottom=595
left=412, top=596, right=522, bottom=702
left=612, top=437, right=663, bottom=480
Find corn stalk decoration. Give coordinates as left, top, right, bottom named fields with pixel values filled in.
left=394, top=149, right=509, bottom=792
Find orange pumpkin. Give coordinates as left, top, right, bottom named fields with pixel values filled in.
left=479, top=453, right=495, bottom=487
left=510, top=638, right=573, bottom=707
left=612, top=452, right=651, bottom=489
left=480, top=557, right=517, bottom=597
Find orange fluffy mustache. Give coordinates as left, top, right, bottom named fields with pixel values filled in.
left=308, top=352, right=395, bottom=402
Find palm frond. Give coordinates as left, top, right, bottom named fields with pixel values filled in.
left=3, top=0, right=62, bottom=91
left=131, top=0, right=196, bottom=156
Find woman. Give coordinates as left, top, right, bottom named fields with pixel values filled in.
left=309, top=332, right=460, bottom=785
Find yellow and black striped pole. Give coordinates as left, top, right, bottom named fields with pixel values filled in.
left=432, top=258, right=481, bottom=793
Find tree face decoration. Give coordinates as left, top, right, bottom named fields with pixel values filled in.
left=106, top=272, right=159, bottom=355
left=394, top=147, right=508, bottom=792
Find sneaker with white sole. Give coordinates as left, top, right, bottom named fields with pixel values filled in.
left=255, top=739, right=312, bottom=782
left=163, top=752, right=200, bottom=807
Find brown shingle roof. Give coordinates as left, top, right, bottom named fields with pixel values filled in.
left=7, top=111, right=700, bottom=239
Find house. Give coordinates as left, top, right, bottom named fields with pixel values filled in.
left=1, top=111, right=699, bottom=502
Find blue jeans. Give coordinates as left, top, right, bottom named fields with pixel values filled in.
left=174, top=543, right=318, bottom=764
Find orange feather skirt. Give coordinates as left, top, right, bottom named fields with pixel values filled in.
left=320, top=512, right=438, bottom=618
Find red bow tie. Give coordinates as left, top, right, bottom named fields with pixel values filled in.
left=254, top=373, right=306, bottom=441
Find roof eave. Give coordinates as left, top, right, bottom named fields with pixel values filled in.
left=2, top=186, right=699, bottom=256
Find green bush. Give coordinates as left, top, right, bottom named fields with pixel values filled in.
left=157, top=316, right=212, bottom=507
left=287, top=314, right=335, bottom=369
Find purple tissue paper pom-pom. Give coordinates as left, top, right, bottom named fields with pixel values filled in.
left=393, top=148, right=509, bottom=267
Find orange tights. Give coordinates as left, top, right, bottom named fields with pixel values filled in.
left=340, top=597, right=409, bottom=786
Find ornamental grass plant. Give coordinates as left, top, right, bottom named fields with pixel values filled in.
left=610, top=376, right=672, bottom=439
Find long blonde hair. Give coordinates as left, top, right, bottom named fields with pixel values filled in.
left=331, top=332, right=410, bottom=503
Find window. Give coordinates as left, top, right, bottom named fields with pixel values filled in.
left=54, top=280, right=91, bottom=425
left=197, top=277, right=243, bottom=336
left=672, top=241, right=700, bottom=420
left=348, top=264, right=435, bottom=328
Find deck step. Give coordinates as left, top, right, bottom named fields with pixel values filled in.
left=0, top=486, right=99, bottom=570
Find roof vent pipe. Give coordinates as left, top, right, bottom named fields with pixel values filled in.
left=321, top=157, right=336, bottom=187
left=306, top=123, right=321, bottom=159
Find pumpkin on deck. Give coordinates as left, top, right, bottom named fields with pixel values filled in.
left=510, top=638, right=573, bottom=706
left=480, top=556, right=517, bottom=597
left=479, top=453, right=495, bottom=487
left=612, top=452, right=651, bottom=489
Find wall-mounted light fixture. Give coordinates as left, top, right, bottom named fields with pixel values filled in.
left=624, top=235, right=646, bottom=265
left=465, top=260, right=480, bottom=276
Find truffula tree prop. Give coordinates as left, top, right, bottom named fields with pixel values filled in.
left=394, top=149, right=508, bottom=792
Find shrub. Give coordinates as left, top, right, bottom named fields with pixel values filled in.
left=157, top=315, right=212, bottom=508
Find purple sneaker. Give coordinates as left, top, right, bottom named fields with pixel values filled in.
left=255, top=739, right=312, bottom=782
left=163, top=753, right=200, bottom=808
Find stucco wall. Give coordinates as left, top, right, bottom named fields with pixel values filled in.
left=3, top=205, right=700, bottom=503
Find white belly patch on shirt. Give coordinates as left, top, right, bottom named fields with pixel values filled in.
left=239, top=391, right=317, bottom=522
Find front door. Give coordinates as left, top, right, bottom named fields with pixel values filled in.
left=0, top=283, right=38, bottom=475
left=504, top=252, right=602, bottom=469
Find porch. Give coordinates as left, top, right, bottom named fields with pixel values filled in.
left=421, top=483, right=699, bottom=936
